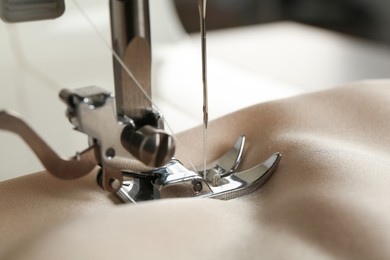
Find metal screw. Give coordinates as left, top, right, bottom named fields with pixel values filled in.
left=193, top=181, right=203, bottom=193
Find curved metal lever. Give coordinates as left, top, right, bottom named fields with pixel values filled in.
left=0, top=110, right=98, bottom=179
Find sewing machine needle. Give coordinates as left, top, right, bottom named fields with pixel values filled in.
left=199, top=0, right=208, bottom=178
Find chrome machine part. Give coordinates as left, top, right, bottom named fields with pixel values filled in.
left=197, top=134, right=245, bottom=184
left=109, top=0, right=176, bottom=172
left=110, top=0, right=152, bottom=121
left=156, top=154, right=281, bottom=200
left=121, top=125, right=176, bottom=167
left=0, top=0, right=282, bottom=201
left=60, top=86, right=175, bottom=170
left=117, top=135, right=281, bottom=202
left=59, top=86, right=175, bottom=193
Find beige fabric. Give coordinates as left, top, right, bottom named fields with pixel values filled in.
left=2, top=80, right=390, bottom=259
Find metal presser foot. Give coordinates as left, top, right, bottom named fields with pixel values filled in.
left=118, top=138, right=281, bottom=202
left=0, top=86, right=280, bottom=203
left=0, top=0, right=281, bottom=203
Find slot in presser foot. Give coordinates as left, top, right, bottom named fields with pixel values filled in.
left=0, top=86, right=281, bottom=203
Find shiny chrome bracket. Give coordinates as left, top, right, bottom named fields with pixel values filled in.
left=117, top=135, right=281, bottom=203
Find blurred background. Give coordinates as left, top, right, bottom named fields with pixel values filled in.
left=175, top=0, right=390, bottom=44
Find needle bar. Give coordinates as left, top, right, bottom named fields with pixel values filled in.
left=110, top=0, right=152, bottom=120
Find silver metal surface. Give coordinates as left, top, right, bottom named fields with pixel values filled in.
left=110, top=0, right=152, bottom=120
left=121, top=125, right=176, bottom=167
left=210, top=153, right=281, bottom=200
left=117, top=136, right=281, bottom=203
left=198, top=134, right=245, bottom=185
left=60, top=86, right=174, bottom=170
left=60, top=86, right=175, bottom=192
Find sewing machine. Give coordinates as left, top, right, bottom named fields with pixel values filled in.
left=4, top=1, right=390, bottom=259
left=2, top=0, right=390, bottom=202
left=0, top=0, right=281, bottom=202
